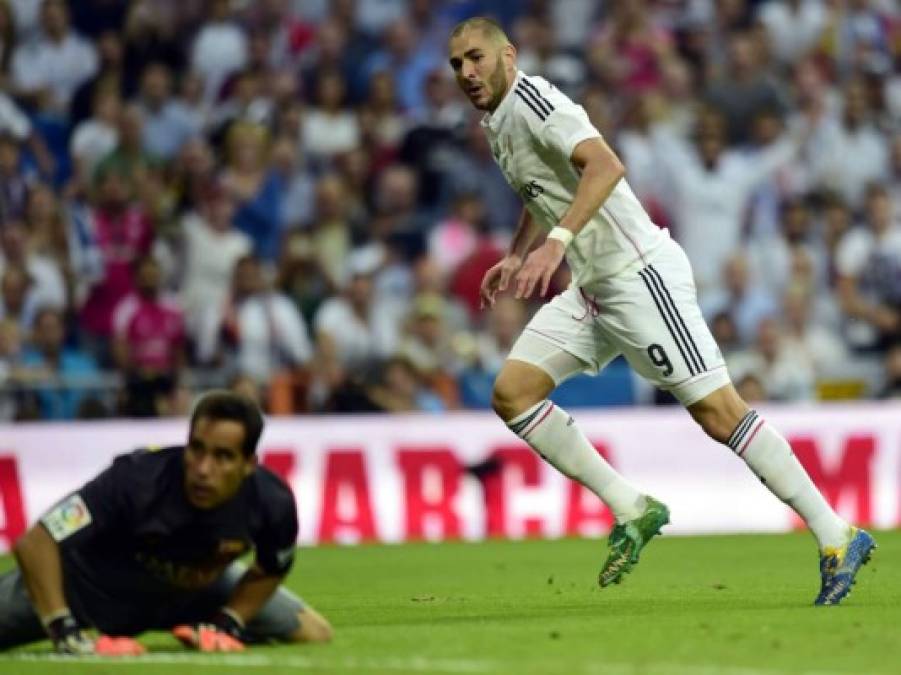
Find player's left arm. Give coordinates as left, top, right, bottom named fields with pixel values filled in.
left=514, top=137, right=625, bottom=299
left=221, top=563, right=285, bottom=626
left=556, top=137, right=626, bottom=239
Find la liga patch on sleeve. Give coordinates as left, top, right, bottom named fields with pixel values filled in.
left=41, top=494, right=93, bottom=542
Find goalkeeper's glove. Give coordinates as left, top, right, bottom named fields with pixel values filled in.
left=44, top=611, right=146, bottom=656
left=44, top=612, right=94, bottom=655
left=172, top=608, right=246, bottom=652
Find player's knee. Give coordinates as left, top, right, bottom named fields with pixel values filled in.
left=289, top=608, right=333, bottom=644
left=491, top=363, right=553, bottom=422
left=687, top=384, right=748, bottom=444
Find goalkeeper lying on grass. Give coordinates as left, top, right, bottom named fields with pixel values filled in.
left=1, top=390, right=332, bottom=655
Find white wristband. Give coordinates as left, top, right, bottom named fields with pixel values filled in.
left=547, top=226, right=574, bottom=248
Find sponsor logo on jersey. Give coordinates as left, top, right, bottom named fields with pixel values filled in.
left=218, top=539, right=248, bottom=555
left=41, top=494, right=93, bottom=542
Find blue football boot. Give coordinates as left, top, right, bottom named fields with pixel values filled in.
left=814, top=527, right=876, bottom=606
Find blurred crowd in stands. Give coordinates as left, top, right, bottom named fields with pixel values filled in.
left=0, top=0, right=899, bottom=420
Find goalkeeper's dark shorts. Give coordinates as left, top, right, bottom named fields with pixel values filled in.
left=0, top=562, right=305, bottom=650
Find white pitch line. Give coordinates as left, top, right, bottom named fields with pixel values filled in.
left=0, top=653, right=880, bottom=675
left=2, top=653, right=494, bottom=673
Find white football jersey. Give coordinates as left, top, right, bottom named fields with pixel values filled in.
left=481, top=70, right=668, bottom=286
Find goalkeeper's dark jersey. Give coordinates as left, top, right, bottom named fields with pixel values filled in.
left=39, top=446, right=297, bottom=631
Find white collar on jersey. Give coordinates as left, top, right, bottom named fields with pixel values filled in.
left=480, top=70, right=525, bottom=132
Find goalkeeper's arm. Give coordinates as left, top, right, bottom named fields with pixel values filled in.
left=173, top=563, right=285, bottom=652
left=14, top=524, right=92, bottom=653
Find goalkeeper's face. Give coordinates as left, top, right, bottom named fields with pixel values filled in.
left=183, top=417, right=256, bottom=509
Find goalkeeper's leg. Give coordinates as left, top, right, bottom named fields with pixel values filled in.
left=0, top=569, right=47, bottom=650
left=182, top=562, right=333, bottom=644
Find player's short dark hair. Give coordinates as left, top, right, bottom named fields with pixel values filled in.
left=449, top=16, right=510, bottom=47
left=189, top=390, right=264, bottom=456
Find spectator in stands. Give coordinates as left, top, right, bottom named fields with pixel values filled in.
left=180, top=182, right=252, bottom=343
left=444, top=115, right=520, bottom=234
left=702, top=252, right=779, bottom=347
left=704, top=30, right=789, bottom=145
left=826, top=0, right=894, bottom=79
left=807, top=78, right=889, bottom=209
left=427, top=191, right=485, bottom=278
left=728, top=315, right=816, bottom=402
left=10, top=0, right=98, bottom=114
left=407, top=254, right=469, bottom=334
left=396, top=292, right=461, bottom=408
left=362, top=17, right=438, bottom=111
left=313, top=249, right=398, bottom=373
left=18, top=306, right=99, bottom=419
left=271, top=134, right=315, bottom=231
left=0, top=264, right=36, bottom=333
left=137, top=62, right=199, bottom=161
left=879, top=343, right=901, bottom=399
left=359, top=70, right=407, bottom=159
left=511, top=13, right=584, bottom=94
left=277, top=230, right=335, bottom=326
left=836, top=184, right=901, bottom=352
left=0, top=134, right=30, bottom=223
left=112, top=255, right=185, bottom=417
left=756, top=0, right=828, bottom=67
left=0, top=220, right=66, bottom=321
left=190, top=0, right=248, bottom=104
left=0, top=0, right=15, bottom=86
left=78, top=161, right=154, bottom=353
left=301, top=69, right=361, bottom=163
left=69, top=88, right=121, bottom=188
left=780, top=283, right=849, bottom=381
left=587, top=0, right=674, bottom=96
left=103, top=103, right=155, bottom=183
left=121, top=1, right=185, bottom=99
left=70, top=29, right=126, bottom=124
left=168, top=136, right=216, bottom=215
left=366, top=354, right=445, bottom=413
left=654, top=110, right=802, bottom=299
left=748, top=196, right=828, bottom=302
left=475, top=296, right=528, bottom=375
left=24, top=185, right=75, bottom=306
left=220, top=122, right=282, bottom=263
left=0, top=93, right=55, bottom=182
left=199, top=254, right=312, bottom=386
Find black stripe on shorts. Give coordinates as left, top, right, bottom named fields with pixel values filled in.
left=638, top=267, right=697, bottom=377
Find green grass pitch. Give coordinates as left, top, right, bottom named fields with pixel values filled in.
left=1, top=530, right=898, bottom=675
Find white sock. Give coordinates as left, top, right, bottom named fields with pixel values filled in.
left=728, top=410, right=849, bottom=550
left=507, top=400, right=646, bottom=523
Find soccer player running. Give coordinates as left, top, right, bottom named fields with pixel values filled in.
left=1, top=391, right=332, bottom=654
left=448, top=17, right=874, bottom=605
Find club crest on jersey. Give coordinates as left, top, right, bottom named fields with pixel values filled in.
left=518, top=180, right=544, bottom=200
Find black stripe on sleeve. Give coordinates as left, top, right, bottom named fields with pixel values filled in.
left=516, top=82, right=551, bottom=117
left=514, top=88, right=546, bottom=121
left=520, top=78, right=555, bottom=113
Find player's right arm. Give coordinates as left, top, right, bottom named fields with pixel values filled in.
left=14, top=523, right=69, bottom=625
left=479, top=207, right=541, bottom=309
left=14, top=454, right=141, bottom=655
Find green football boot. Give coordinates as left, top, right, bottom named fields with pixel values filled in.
left=599, top=496, right=670, bottom=587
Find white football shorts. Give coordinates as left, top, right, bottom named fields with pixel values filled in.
left=508, top=237, right=730, bottom=406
